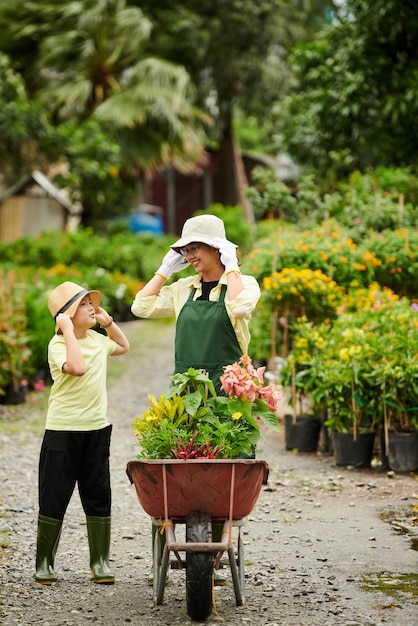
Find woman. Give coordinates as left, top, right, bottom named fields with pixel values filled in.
left=131, top=214, right=260, bottom=393
left=132, top=214, right=260, bottom=585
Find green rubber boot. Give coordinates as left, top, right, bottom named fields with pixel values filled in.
left=86, top=516, right=115, bottom=584
left=34, top=514, right=63, bottom=584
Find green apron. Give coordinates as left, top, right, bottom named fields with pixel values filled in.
left=174, top=284, right=242, bottom=394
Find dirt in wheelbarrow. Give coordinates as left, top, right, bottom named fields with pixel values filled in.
left=1, top=320, right=417, bottom=626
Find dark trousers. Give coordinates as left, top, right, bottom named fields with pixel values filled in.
left=38, top=425, right=112, bottom=520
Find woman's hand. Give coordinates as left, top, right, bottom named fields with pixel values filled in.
left=211, top=238, right=240, bottom=273
left=157, top=249, right=189, bottom=279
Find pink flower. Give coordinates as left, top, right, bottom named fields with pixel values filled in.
left=220, top=356, right=282, bottom=411
left=34, top=380, right=45, bottom=392
left=258, top=385, right=282, bottom=412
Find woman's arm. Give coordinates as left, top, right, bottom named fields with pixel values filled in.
left=136, top=273, right=167, bottom=297
left=225, top=270, right=245, bottom=300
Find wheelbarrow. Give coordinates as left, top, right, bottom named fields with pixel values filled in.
left=126, top=458, right=269, bottom=621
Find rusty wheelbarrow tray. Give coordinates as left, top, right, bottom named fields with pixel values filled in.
left=126, top=459, right=269, bottom=621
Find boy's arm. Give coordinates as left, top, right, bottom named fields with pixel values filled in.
left=56, top=314, right=86, bottom=376
left=95, top=308, right=130, bottom=355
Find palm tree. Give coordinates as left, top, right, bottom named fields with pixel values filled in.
left=0, top=0, right=208, bottom=175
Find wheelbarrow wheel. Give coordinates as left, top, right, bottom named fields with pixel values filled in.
left=186, top=511, right=213, bottom=621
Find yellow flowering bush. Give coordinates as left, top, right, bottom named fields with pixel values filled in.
left=257, top=267, right=344, bottom=357
left=336, top=282, right=400, bottom=315
left=263, top=267, right=344, bottom=318
left=363, top=228, right=418, bottom=298
left=241, top=221, right=376, bottom=289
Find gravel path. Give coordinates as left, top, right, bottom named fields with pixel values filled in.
left=0, top=320, right=417, bottom=626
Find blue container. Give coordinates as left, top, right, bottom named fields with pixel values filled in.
left=129, top=210, right=164, bottom=236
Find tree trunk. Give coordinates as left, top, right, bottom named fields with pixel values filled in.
left=216, top=101, right=254, bottom=223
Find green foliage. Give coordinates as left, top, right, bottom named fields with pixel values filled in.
left=245, top=167, right=300, bottom=222
left=0, top=269, right=32, bottom=395
left=132, top=367, right=271, bottom=459
left=332, top=169, right=418, bottom=238
left=0, top=52, right=58, bottom=183
left=279, top=0, right=418, bottom=178
left=240, top=166, right=418, bottom=364
left=53, top=120, right=137, bottom=227
left=0, top=228, right=176, bottom=283
left=245, top=166, right=418, bottom=234
left=0, top=1, right=208, bottom=220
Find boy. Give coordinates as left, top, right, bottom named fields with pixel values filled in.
left=35, top=281, right=129, bottom=584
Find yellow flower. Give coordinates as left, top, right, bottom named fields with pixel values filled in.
left=232, top=412, right=242, bottom=421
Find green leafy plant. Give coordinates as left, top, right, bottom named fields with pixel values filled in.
left=133, top=358, right=281, bottom=460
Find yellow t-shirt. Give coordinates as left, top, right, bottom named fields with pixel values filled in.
left=46, top=329, right=117, bottom=431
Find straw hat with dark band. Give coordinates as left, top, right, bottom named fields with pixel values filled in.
left=48, top=281, right=101, bottom=332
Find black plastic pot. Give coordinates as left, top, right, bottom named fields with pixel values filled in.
left=387, top=431, right=418, bottom=473
left=0, top=383, right=27, bottom=405
left=284, top=414, right=322, bottom=452
left=332, top=431, right=375, bottom=468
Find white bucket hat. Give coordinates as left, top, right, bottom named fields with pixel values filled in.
left=48, top=281, right=101, bottom=332
left=171, top=214, right=232, bottom=251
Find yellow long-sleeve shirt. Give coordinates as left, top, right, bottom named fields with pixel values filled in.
left=131, top=272, right=260, bottom=355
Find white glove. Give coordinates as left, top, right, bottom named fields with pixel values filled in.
left=156, top=249, right=189, bottom=279
left=211, top=237, right=240, bottom=273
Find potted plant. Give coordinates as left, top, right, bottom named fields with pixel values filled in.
left=279, top=343, right=323, bottom=454
left=371, top=301, right=418, bottom=472
left=285, top=316, right=380, bottom=467
left=132, top=356, right=281, bottom=460
left=288, top=292, right=418, bottom=470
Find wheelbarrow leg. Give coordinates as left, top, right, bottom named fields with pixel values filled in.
left=228, top=544, right=244, bottom=606
left=238, top=529, right=246, bottom=599
left=156, top=544, right=170, bottom=605
left=153, top=523, right=170, bottom=605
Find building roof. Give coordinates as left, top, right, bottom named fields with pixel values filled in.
left=0, top=170, right=74, bottom=212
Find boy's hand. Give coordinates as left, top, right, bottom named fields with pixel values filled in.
left=95, top=307, right=113, bottom=328
left=56, top=313, right=74, bottom=334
